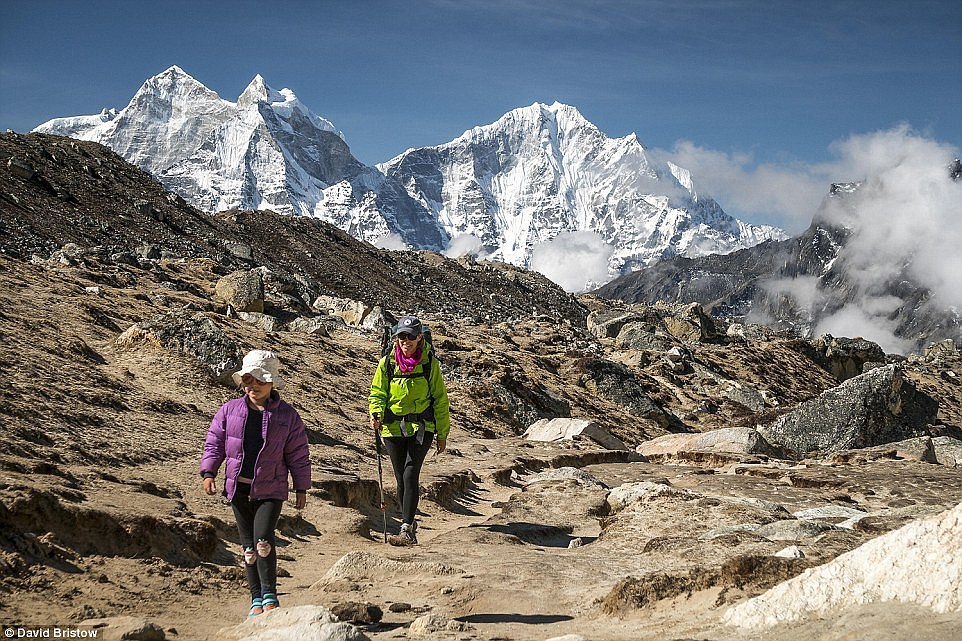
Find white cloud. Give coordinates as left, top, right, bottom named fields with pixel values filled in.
left=373, top=233, right=407, bottom=250
left=528, top=231, right=615, bottom=293
left=814, top=306, right=915, bottom=355
left=653, top=141, right=830, bottom=233
left=443, top=233, right=483, bottom=258
left=741, top=125, right=961, bottom=352
left=816, top=125, right=962, bottom=312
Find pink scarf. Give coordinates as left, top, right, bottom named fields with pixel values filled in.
left=394, top=343, right=422, bottom=374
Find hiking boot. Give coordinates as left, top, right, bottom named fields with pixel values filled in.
left=243, top=546, right=256, bottom=565
left=387, top=522, right=417, bottom=547
left=256, top=539, right=272, bottom=558
left=248, top=598, right=263, bottom=617
left=261, top=593, right=279, bottom=612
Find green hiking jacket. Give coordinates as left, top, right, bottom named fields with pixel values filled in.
left=369, top=343, right=450, bottom=440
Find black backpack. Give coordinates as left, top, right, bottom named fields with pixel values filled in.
left=378, top=322, right=438, bottom=425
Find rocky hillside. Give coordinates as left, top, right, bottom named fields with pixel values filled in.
left=1, top=132, right=961, bottom=640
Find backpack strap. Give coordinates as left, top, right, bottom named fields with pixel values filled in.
left=382, top=351, right=435, bottom=426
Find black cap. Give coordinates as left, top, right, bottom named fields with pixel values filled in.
left=393, top=315, right=422, bottom=337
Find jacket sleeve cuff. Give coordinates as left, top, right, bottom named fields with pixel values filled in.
left=200, top=471, right=216, bottom=479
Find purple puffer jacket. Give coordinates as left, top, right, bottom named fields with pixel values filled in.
left=200, top=391, right=311, bottom=502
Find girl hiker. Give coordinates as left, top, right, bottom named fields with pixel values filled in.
left=369, top=315, right=451, bottom=546
left=200, top=350, right=311, bottom=617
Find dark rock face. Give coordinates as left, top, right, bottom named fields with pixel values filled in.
left=758, top=365, right=935, bottom=456
left=574, top=357, right=669, bottom=427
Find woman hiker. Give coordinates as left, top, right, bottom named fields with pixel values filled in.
left=200, top=350, right=311, bottom=617
left=369, top=315, right=451, bottom=546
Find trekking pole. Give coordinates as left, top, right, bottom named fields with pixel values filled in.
left=373, top=426, right=388, bottom=543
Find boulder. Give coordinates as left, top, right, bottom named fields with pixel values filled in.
left=924, top=338, right=958, bottom=359
left=115, top=309, right=241, bottom=384
left=792, top=505, right=868, bottom=524
left=286, top=316, right=336, bottom=336
left=757, top=365, right=932, bottom=457
left=574, top=358, right=669, bottom=426
left=827, top=436, right=938, bottom=464
left=636, top=427, right=778, bottom=458
left=586, top=309, right=650, bottom=339
left=312, top=295, right=371, bottom=327
left=933, top=436, right=962, bottom=467
left=774, top=546, right=806, bottom=559
left=606, top=481, right=693, bottom=513
left=237, top=311, right=281, bottom=333
left=616, top=322, right=673, bottom=352
left=722, top=502, right=962, bottom=627
left=360, top=305, right=393, bottom=331
left=809, top=334, right=886, bottom=381
left=225, top=242, right=252, bottom=260
left=524, top=418, right=627, bottom=450
left=720, top=381, right=767, bottom=412
left=214, top=269, right=264, bottom=313
left=660, top=302, right=716, bottom=344
left=214, top=605, right=368, bottom=640
left=329, top=601, right=382, bottom=625
left=408, top=613, right=470, bottom=636
left=78, top=616, right=165, bottom=641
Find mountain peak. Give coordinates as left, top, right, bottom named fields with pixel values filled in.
left=132, top=65, right=220, bottom=106
left=148, top=65, right=203, bottom=88
left=237, top=74, right=283, bottom=108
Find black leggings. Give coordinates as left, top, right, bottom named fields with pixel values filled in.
left=383, top=431, right=434, bottom=525
left=231, top=483, right=283, bottom=600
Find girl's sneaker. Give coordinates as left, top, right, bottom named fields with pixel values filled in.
left=261, top=593, right=279, bottom=612
left=388, top=522, right=417, bottom=546
left=243, top=546, right=256, bottom=565
left=248, top=598, right=263, bottom=617
left=256, top=539, right=272, bottom=558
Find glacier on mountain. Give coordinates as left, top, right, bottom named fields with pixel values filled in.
left=34, top=67, right=785, bottom=278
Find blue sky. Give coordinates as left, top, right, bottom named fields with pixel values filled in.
left=1, top=0, right=959, bottom=230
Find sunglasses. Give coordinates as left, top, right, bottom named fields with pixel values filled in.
left=241, top=374, right=268, bottom=386
left=396, top=333, right=419, bottom=341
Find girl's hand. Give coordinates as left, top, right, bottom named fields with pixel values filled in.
left=436, top=438, right=446, bottom=454
left=203, top=477, right=216, bottom=495
left=294, top=491, right=307, bottom=510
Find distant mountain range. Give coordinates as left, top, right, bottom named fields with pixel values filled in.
left=594, top=178, right=962, bottom=350
left=34, top=66, right=785, bottom=272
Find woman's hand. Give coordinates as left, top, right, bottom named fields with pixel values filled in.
left=436, top=438, right=446, bottom=454
left=294, top=491, right=307, bottom=510
left=202, top=477, right=216, bottom=495
left=370, top=414, right=382, bottom=432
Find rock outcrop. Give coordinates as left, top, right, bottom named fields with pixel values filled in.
left=722, top=501, right=962, bottom=627
left=524, top=418, right=627, bottom=450
left=758, top=365, right=933, bottom=456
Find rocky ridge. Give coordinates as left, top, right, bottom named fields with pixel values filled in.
left=1, top=132, right=961, bottom=640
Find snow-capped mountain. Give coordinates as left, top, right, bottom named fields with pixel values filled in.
left=34, top=68, right=783, bottom=272
left=34, top=66, right=446, bottom=249
left=379, top=102, right=785, bottom=269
